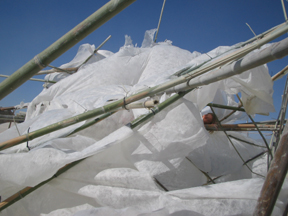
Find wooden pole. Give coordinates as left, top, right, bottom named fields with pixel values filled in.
left=205, top=124, right=280, bottom=131
left=253, top=127, right=288, bottom=216
left=271, top=65, right=288, bottom=81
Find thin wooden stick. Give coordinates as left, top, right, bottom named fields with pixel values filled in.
left=247, top=115, right=273, bottom=159
left=207, top=103, right=245, bottom=112
left=205, top=124, right=280, bottom=131
left=210, top=106, right=264, bottom=177
left=243, top=151, right=267, bottom=166
left=228, top=135, right=265, bottom=148
left=186, top=157, right=215, bottom=184
left=154, top=0, right=167, bottom=43
left=271, top=65, right=288, bottom=81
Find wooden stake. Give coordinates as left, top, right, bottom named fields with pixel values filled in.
left=253, top=127, right=288, bottom=216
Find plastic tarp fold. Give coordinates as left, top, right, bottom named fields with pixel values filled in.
left=0, top=30, right=286, bottom=215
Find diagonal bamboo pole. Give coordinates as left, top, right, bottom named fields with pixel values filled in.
left=182, top=22, right=288, bottom=80
left=0, top=74, right=56, bottom=83
left=243, top=151, right=267, bottom=166
left=168, top=36, right=288, bottom=93
left=247, top=114, right=273, bottom=159
left=207, top=103, right=246, bottom=112
left=0, top=89, right=190, bottom=211
left=0, top=159, right=84, bottom=212
left=128, top=89, right=192, bottom=129
left=236, top=94, right=273, bottom=159
left=220, top=104, right=243, bottom=122
left=154, top=0, right=167, bottom=43
left=228, top=135, right=266, bottom=148
left=281, top=0, right=288, bottom=21
left=0, top=0, right=136, bottom=100
left=175, top=23, right=282, bottom=78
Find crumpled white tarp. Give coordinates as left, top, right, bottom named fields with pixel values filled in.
left=0, top=30, right=286, bottom=216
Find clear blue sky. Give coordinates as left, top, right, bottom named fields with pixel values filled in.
left=0, top=0, right=288, bottom=122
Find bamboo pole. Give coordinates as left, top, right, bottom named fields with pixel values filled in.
left=182, top=22, right=288, bottom=80
left=241, top=120, right=286, bottom=125
left=228, top=135, right=266, bottom=148
left=128, top=90, right=192, bottom=129
left=247, top=114, right=273, bottom=159
left=70, top=100, right=158, bottom=136
left=207, top=103, right=246, bottom=112
left=235, top=94, right=273, bottom=159
left=271, top=65, right=288, bottom=81
left=175, top=23, right=281, bottom=78
left=69, top=111, right=116, bottom=136
left=154, top=0, right=167, bottom=43
left=0, top=90, right=188, bottom=211
left=220, top=104, right=243, bottom=122
left=243, top=151, right=267, bottom=166
left=0, top=0, right=136, bottom=100
left=0, top=74, right=56, bottom=83
left=124, top=99, right=159, bottom=110
left=273, top=75, right=288, bottom=151
left=168, top=36, right=288, bottom=93
left=281, top=0, right=288, bottom=21
left=205, top=124, right=280, bottom=131
left=0, top=159, right=84, bottom=212
left=36, top=67, right=79, bottom=75
left=253, top=127, right=288, bottom=216
left=0, top=115, right=25, bottom=123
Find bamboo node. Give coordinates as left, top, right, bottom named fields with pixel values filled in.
left=33, top=55, right=46, bottom=69
left=26, top=127, right=31, bottom=151
left=123, top=97, right=129, bottom=110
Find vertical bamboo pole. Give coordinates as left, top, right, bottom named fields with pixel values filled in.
left=0, top=0, right=136, bottom=100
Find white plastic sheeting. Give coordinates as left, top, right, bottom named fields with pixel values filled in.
left=0, top=30, right=287, bottom=215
